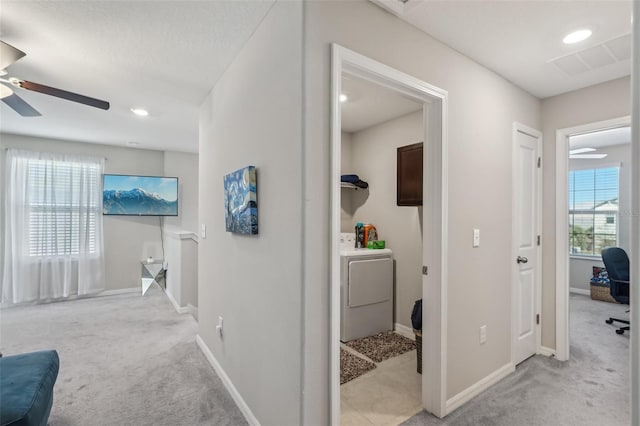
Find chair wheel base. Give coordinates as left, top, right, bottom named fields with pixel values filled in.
left=616, top=329, right=625, bottom=335
left=606, top=319, right=614, bottom=324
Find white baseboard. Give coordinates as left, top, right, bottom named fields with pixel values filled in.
left=445, top=362, right=514, bottom=415
left=196, top=335, right=260, bottom=426
left=99, top=287, right=140, bottom=297
left=164, top=289, right=191, bottom=314
left=187, top=304, right=198, bottom=320
left=394, top=323, right=415, bottom=340
left=570, top=287, right=590, bottom=296
left=538, top=346, right=556, bottom=357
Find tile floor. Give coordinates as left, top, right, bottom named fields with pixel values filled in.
left=341, top=344, right=423, bottom=426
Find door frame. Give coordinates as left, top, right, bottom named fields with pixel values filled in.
left=330, top=44, right=449, bottom=423
left=554, top=115, right=630, bottom=361
left=511, top=123, right=543, bottom=364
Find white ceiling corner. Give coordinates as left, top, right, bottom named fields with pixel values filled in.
left=375, top=0, right=633, bottom=99
left=0, top=1, right=274, bottom=153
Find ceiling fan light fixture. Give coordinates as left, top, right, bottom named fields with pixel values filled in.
left=563, top=29, right=592, bottom=45
left=0, top=83, right=13, bottom=99
left=131, top=108, right=149, bottom=117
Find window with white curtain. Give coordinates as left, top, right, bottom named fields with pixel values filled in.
left=27, top=159, right=100, bottom=257
left=2, top=149, right=106, bottom=304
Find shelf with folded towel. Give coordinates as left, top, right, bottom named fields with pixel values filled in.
left=341, top=182, right=360, bottom=190
left=340, top=174, right=369, bottom=190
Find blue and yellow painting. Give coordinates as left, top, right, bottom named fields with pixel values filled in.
left=224, top=166, right=258, bottom=235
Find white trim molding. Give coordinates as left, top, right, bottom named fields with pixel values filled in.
left=569, top=287, right=590, bottom=296
left=98, top=287, right=140, bottom=297
left=555, top=116, right=631, bottom=362
left=196, top=335, right=259, bottom=426
left=394, top=323, right=416, bottom=340
left=538, top=346, right=557, bottom=358
left=630, top=4, right=639, bottom=423
left=330, top=43, right=448, bottom=422
left=164, top=289, right=191, bottom=314
left=445, top=363, right=515, bottom=415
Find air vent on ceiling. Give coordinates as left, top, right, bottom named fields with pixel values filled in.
left=549, top=33, right=632, bottom=76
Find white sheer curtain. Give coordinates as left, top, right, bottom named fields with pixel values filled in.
left=2, top=149, right=105, bottom=303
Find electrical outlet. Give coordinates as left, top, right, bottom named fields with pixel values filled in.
left=480, top=325, right=487, bottom=344
left=216, top=316, right=223, bottom=338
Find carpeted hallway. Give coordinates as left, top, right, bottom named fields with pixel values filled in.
left=0, top=287, right=246, bottom=426
left=402, top=293, right=630, bottom=426
left=1, top=291, right=630, bottom=425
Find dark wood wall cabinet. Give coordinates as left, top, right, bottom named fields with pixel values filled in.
left=397, top=142, right=423, bottom=206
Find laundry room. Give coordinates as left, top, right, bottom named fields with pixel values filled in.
left=338, top=73, right=426, bottom=424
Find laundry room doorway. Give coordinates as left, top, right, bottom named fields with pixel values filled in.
left=330, top=44, right=449, bottom=423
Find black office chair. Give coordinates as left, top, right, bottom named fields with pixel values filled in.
left=601, top=247, right=630, bottom=335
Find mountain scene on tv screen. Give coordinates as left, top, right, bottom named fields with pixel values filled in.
left=103, top=188, right=177, bottom=215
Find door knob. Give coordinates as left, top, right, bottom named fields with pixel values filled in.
left=517, top=256, right=528, bottom=264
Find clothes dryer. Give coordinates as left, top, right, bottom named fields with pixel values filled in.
left=340, top=233, right=393, bottom=342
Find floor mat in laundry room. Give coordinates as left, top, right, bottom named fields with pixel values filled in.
left=345, top=331, right=415, bottom=363
left=340, top=348, right=377, bottom=384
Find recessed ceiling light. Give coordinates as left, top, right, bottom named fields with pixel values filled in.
left=569, top=147, right=596, bottom=155
left=339, top=94, right=348, bottom=103
left=563, top=29, right=592, bottom=45
left=130, top=108, right=149, bottom=117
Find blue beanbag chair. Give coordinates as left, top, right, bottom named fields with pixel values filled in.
left=0, top=350, right=59, bottom=426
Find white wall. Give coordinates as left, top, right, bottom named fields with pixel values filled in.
left=0, top=133, right=165, bottom=292
left=162, top=151, right=199, bottom=312
left=340, top=131, right=355, bottom=231
left=540, top=76, right=631, bottom=349
left=347, top=111, right=423, bottom=329
left=303, top=2, right=541, bottom=421
left=163, top=151, right=199, bottom=233
left=197, top=2, right=303, bottom=425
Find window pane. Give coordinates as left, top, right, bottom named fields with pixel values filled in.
left=27, top=160, right=99, bottom=257
left=568, top=165, right=618, bottom=255
left=572, top=169, right=595, bottom=191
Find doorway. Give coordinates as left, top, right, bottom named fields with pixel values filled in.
left=555, top=116, right=631, bottom=361
left=330, top=44, right=448, bottom=423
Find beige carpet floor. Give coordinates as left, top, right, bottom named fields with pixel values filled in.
left=0, top=287, right=246, bottom=426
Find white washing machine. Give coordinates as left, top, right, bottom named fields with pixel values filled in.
left=340, top=233, right=393, bottom=342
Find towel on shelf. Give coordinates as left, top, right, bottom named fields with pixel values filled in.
left=341, top=174, right=369, bottom=189
left=341, top=174, right=360, bottom=183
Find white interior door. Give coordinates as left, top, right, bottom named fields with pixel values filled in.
left=513, top=124, right=542, bottom=366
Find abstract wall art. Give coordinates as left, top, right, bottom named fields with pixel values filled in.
left=223, top=166, right=258, bottom=235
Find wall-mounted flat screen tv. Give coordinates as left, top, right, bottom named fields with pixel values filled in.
left=103, top=174, right=178, bottom=216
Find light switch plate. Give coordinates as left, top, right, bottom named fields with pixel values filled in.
left=473, top=229, right=480, bottom=247
left=201, top=224, right=207, bottom=239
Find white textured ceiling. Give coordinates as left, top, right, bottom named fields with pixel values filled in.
left=0, top=1, right=634, bottom=153
left=0, top=1, right=274, bottom=153
left=569, top=126, right=631, bottom=150
left=374, top=0, right=633, bottom=99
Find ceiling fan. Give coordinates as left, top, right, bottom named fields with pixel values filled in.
left=0, top=40, right=110, bottom=117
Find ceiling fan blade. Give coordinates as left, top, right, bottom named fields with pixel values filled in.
left=1, top=93, right=42, bottom=117
left=0, top=41, right=26, bottom=70
left=19, top=80, right=110, bottom=110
